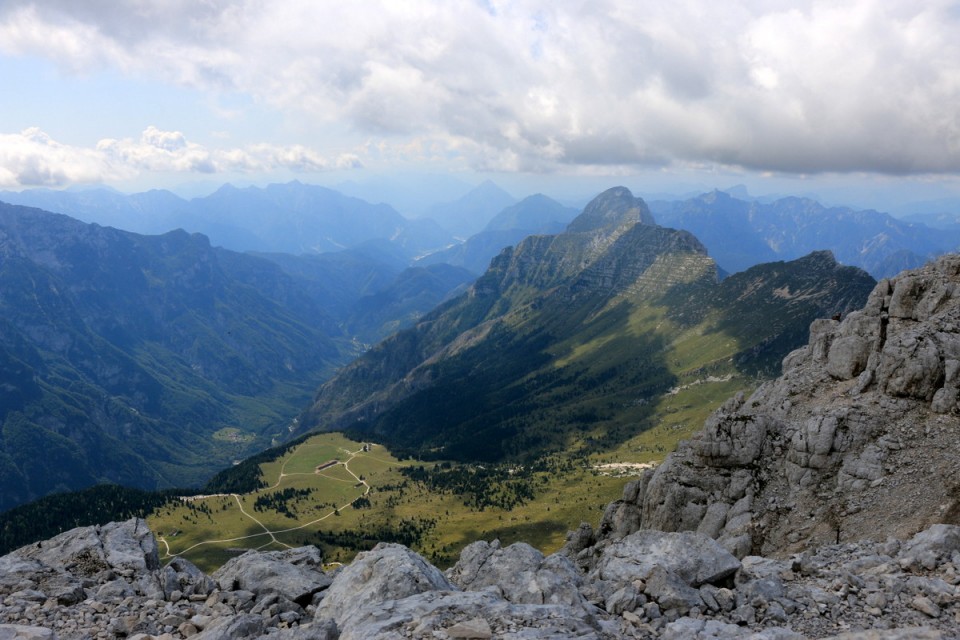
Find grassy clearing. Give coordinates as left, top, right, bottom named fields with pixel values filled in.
left=146, top=432, right=639, bottom=572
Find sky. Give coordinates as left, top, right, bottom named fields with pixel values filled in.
left=2, top=0, right=960, bottom=211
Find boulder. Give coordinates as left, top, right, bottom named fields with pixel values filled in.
left=13, top=518, right=158, bottom=575
left=593, top=530, right=741, bottom=588
left=447, top=540, right=588, bottom=609
left=213, top=546, right=330, bottom=606
left=0, top=626, right=58, bottom=640
left=897, top=524, right=960, bottom=571
left=333, top=589, right=602, bottom=640
left=190, top=613, right=264, bottom=640
left=314, top=543, right=453, bottom=626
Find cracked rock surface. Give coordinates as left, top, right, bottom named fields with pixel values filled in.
left=1, top=519, right=958, bottom=638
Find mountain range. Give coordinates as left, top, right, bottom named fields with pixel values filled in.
left=651, top=190, right=960, bottom=278
left=0, top=201, right=469, bottom=511
left=3, top=254, right=959, bottom=639
left=6, top=179, right=956, bottom=284
left=0, top=181, right=454, bottom=258
left=1, top=180, right=932, bottom=515
left=299, top=187, right=876, bottom=462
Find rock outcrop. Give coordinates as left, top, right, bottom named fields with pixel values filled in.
left=1, top=516, right=958, bottom=639
left=584, top=254, right=960, bottom=564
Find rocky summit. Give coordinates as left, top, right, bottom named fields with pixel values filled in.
left=3, top=257, right=960, bottom=639
left=0, top=517, right=957, bottom=639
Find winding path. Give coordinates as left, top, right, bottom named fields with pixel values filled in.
left=157, top=444, right=374, bottom=559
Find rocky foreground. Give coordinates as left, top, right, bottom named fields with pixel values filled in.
left=4, top=255, right=960, bottom=639
left=0, top=516, right=957, bottom=639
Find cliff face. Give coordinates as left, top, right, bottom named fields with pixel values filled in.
left=591, top=254, right=960, bottom=559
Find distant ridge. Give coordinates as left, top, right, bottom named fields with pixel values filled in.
left=651, top=190, right=960, bottom=278
left=0, top=201, right=352, bottom=511
left=425, top=180, right=518, bottom=238
left=0, top=181, right=455, bottom=258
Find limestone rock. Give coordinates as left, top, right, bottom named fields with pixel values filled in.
left=592, top=255, right=960, bottom=559
left=190, top=613, right=264, bottom=640
left=314, top=542, right=453, bottom=627
left=1, top=517, right=960, bottom=638
left=0, top=626, right=58, bottom=640
left=14, top=518, right=158, bottom=575
left=897, top=524, right=960, bottom=570
left=593, top=530, right=741, bottom=588
left=213, top=546, right=330, bottom=606
left=334, top=590, right=602, bottom=640
left=447, top=540, right=588, bottom=609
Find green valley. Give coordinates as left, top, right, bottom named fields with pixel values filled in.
left=145, top=432, right=627, bottom=572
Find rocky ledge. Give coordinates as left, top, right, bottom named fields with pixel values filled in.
left=0, top=516, right=957, bottom=639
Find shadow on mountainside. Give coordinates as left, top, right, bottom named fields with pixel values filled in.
left=347, top=297, right=676, bottom=463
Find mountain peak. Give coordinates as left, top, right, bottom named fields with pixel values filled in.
left=699, top=189, right=735, bottom=204
left=566, top=186, right=655, bottom=234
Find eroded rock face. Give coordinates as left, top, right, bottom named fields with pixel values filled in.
left=582, top=254, right=960, bottom=561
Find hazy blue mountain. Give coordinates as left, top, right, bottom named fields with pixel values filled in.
left=650, top=190, right=960, bottom=278
left=334, top=173, right=476, bottom=218
left=483, top=193, right=579, bottom=233
left=417, top=229, right=532, bottom=275
left=0, top=187, right=189, bottom=235
left=0, top=181, right=457, bottom=259
left=345, top=263, right=475, bottom=344
left=419, top=194, right=580, bottom=274
left=255, top=243, right=475, bottom=343
left=899, top=211, right=960, bottom=231
left=253, top=244, right=406, bottom=320
left=185, top=181, right=421, bottom=254
left=299, top=187, right=874, bottom=462
left=0, top=202, right=360, bottom=512
left=425, top=180, right=518, bottom=238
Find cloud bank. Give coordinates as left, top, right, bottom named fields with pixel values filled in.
left=1, top=0, right=959, bottom=182
left=0, top=127, right=361, bottom=188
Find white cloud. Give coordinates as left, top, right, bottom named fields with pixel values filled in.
left=0, top=127, right=360, bottom=188
left=0, top=127, right=131, bottom=187
left=1, top=1, right=960, bottom=176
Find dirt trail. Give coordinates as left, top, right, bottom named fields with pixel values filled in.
left=158, top=444, right=373, bottom=560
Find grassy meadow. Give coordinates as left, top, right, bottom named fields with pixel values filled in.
left=148, top=380, right=748, bottom=573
